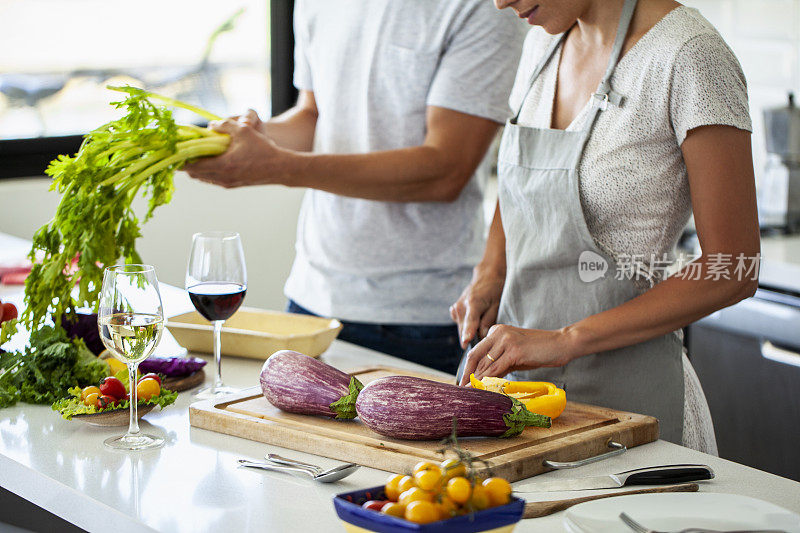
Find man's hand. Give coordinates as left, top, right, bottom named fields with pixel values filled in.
left=183, top=113, right=292, bottom=188
left=450, top=267, right=505, bottom=349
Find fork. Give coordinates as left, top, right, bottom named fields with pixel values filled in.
left=619, top=512, right=788, bottom=533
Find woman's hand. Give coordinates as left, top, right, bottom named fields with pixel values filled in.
left=183, top=112, right=293, bottom=188
left=450, top=266, right=505, bottom=349
left=457, top=324, right=576, bottom=385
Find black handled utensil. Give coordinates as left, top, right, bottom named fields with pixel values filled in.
left=514, top=464, right=715, bottom=493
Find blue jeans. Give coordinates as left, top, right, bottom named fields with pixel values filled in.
left=286, top=300, right=463, bottom=374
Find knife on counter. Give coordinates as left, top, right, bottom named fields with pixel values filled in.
left=514, top=464, right=714, bottom=493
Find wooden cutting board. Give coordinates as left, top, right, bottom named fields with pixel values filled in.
left=189, top=366, right=658, bottom=481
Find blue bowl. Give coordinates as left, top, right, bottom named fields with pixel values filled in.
left=333, top=485, right=524, bottom=533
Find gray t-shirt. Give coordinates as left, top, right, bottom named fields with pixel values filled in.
left=284, top=0, right=525, bottom=324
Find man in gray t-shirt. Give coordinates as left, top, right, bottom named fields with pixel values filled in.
left=185, top=1, right=525, bottom=373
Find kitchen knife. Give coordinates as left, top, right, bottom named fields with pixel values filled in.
left=455, top=339, right=477, bottom=385
left=514, top=464, right=714, bottom=493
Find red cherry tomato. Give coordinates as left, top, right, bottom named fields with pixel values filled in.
left=0, top=301, right=4, bottom=323
left=139, top=373, right=162, bottom=386
left=97, top=395, right=117, bottom=409
left=361, top=500, right=389, bottom=512
left=1, top=303, right=17, bottom=321
left=99, top=376, right=126, bottom=399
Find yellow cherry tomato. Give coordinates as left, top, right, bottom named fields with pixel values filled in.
left=405, top=500, right=439, bottom=524
left=381, top=502, right=406, bottom=518
left=414, top=469, right=442, bottom=492
left=384, top=474, right=404, bottom=501
left=399, top=487, right=434, bottom=506
left=438, top=495, right=458, bottom=519
left=483, top=477, right=512, bottom=507
left=470, top=484, right=490, bottom=511
left=440, top=458, right=467, bottom=481
left=397, top=475, right=416, bottom=494
left=105, top=357, right=127, bottom=375
left=412, top=461, right=441, bottom=476
left=135, top=377, right=160, bottom=401
left=446, top=476, right=472, bottom=504
left=83, top=392, right=100, bottom=407
left=81, top=386, right=102, bottom=402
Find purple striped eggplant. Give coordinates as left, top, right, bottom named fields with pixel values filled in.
left=355, top=376, right=551, bottom=440
left=259, top=350, right=363, bottom=419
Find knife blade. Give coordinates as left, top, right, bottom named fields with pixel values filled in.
left=514, top=464, right=714, bottom=493
left=454, top=339, right=477, bottom=385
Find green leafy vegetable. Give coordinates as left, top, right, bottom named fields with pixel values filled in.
left=0, top=326, right=108, bottom=408
left=52, top=384, right=178, bottom=420
left=0, top=86, right=228, bottom=346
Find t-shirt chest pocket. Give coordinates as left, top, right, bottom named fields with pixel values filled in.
left=374, top=44, right=442, bottom=117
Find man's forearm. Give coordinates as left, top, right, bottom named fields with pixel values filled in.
left=263, top=106, right=317, bottom=152
left=275, top=107, right=499, bottom=202
left=477, top=202, right=507, bottom=276
left=187, top=104, right=499, bottom=197
left=280, top=145, right=474, bottom=202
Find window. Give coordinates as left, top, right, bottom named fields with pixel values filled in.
left=0, top=0, right=295, bottom=178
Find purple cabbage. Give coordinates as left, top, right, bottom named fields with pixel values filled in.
left=139, top=356, right=206, bottom=377
left=61, top=313, right=104, bottom=356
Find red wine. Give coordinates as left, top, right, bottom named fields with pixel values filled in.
left=188, top=282, right=246, bottom=321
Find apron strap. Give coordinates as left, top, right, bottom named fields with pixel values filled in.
left=511, top=33, right=568, bottom=123
left=512, top=0, right=639, bottom=122
left=592, top=0, right=639, bottom=110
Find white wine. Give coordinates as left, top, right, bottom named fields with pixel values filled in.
left=99, top=313, right=164, bottom=363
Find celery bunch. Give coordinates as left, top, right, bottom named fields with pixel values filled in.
left=0, top=86, right=229, bottom=344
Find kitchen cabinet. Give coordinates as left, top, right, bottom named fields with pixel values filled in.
left=687, top=291, right=800, bottom=481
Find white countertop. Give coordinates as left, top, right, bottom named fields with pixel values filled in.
left=2, top=231, right=800, bottom=532
left=1, top=338, right=800, bottom=533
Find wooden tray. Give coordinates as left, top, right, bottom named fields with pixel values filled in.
left=189, top=366, right=658, bottom=482
left=73, top=404, right=156, bottom=426
left=163, top=369, right=206, bottom=392
left=165, top=307, right=342, bottom=360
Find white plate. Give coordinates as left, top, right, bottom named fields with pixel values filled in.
left=564, top=492, right=800, bottom=533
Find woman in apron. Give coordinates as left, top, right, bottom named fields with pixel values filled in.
left=451, top=0, right=758, bottom=451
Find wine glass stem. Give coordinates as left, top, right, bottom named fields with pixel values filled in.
left=213, top=320, right=224, bottom=389
left=127, top=362, right=140, bottom=437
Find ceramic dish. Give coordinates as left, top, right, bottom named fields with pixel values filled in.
left=564, top=492, right=800, bottom=533
left=165, top=307, right=342, bottom=359
left=334, top=485, right=524, bottom=533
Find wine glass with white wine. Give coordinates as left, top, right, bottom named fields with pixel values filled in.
left=98, top=264, right=165, bottom=450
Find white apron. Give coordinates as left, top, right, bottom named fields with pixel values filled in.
left=497, top=0, right=684, bottom=443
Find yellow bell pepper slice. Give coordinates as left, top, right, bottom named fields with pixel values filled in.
left=470, top=374, right=567, bottom=419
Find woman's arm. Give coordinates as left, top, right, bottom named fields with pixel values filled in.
left=460, top=125, right=760, bottom=383
left=450, top=201, right=507, bottom=347
left=183, top=105, right=500, bottom=203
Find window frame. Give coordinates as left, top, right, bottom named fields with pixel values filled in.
left=0, top=0, right=296, bottom=180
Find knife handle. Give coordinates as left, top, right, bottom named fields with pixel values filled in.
left=523, top=483, right=699, bottom=519
left=618, top=464, right=714, bottom=486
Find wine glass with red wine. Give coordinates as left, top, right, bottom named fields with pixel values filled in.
left=186, top=231, right=247, bottom=399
